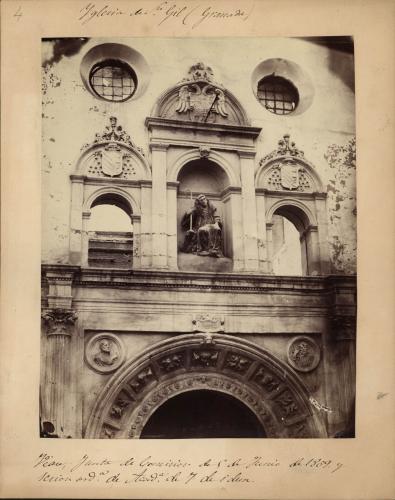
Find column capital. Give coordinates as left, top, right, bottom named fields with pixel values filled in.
left=41, top=308, right=78, bottom=337
left=150, top=142, right=169, bottom=152
left=238, top=150, right=256, bottom=160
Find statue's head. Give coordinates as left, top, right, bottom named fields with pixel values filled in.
left=99, top=340, right=110, bottom=353
left=196, top=194, right=208, bottom=207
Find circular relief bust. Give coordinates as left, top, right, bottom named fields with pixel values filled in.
left=287, top=336, right=320, bottom=373
left=85, top=333, right=125, bottom=374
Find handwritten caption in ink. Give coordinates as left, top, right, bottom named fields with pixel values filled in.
left=33, top=453, right=344, bottom=486
left=77, top=1, right=255, bottom=29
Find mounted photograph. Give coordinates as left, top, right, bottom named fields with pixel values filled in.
left=40, top=36, right=356, bottom=439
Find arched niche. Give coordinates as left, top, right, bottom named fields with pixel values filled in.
left=85, top=334, right=327, bottom=439
left=69, top=116, right=148, bottom=268
left=177, top=158, right=234, bottom=272
left=256, top=135, right=330, bottom=275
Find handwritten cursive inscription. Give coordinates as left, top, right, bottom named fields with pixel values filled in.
left=33, top=452, right=345, bottom=487
left=77, top=1, right=255, bottom=29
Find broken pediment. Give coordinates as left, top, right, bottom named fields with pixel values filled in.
left=152, top=62, right=250, bottom=126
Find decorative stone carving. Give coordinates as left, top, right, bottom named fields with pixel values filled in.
left=260, top=134, right=305, bottom=163
left=41, top=309, right=78, bottom=336
left=129, top=366, right=155, bottom=393
left=109, top=397, right=131, bottom=419
left=199, top=145, right=211, bottom=158
left=192, top=313, right=225, bottom=333
left=85, top=334, right=323, bottom=439
left=184, top=62, right=214, bottom=82
left=287, top=336, right=321, bottom=373
left=192, top=350, right=219, bottom=367
left=85, top=333, right=125, bottom=374
left=174, top=64, right=228, bottom=123
left=101, top=426, right=115, bottom=439
left=159, top=353, right=184, bottom=372
left=224, top=353, right=252, bottom=373
left=81, top=116, right=145, bottom=156
left=265, top=162, right=313, bottom=192
left=252, top=366, right=283, bottom=393
left=273, top=390, right=299, bottom=417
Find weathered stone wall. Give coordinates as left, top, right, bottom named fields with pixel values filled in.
left=42, top=36, right=356, bottom=272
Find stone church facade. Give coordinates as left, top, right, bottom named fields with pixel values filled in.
left=41, top=37, right=356, bottom=439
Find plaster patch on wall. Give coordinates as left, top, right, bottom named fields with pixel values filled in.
left=324, top=137, right=356, bottom=273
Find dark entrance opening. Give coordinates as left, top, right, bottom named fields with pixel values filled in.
left=140, top=389, right=266, bottom=439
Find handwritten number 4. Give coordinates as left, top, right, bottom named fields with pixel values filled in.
left=14, top=6, right=23, bottom=21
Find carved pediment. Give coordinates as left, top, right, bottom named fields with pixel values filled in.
left=76, top=117, right=150, bottom=180
left=258, top=135, right=324, bottom=193
left=152, top=63, right=249, bottom=126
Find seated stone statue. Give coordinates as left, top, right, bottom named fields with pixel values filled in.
left=181, top=194, right=223, bottom=258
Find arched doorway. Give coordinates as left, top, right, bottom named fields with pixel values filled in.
left=177, top=159, right=233, bottom=272
left=85, top=334, right=327, bottom=439
left=140, top=390, right=266, bottom=438
left=86, top=193, right=134, bottom=268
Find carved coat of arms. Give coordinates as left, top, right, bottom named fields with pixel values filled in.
left=176, top=84, right=228, bottom=123
left=280, top=161, right=300, bottom=190
left=101, top=144, right=123, bottom=177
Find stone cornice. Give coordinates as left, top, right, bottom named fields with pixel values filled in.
left=41, top=264, right=356, bottom=295
left=145, top=117, right=262, bottom=139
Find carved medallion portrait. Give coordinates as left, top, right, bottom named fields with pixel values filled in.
left=287, top=336, right=321, bottom=373
left=85, top=333, right=125, bottom=374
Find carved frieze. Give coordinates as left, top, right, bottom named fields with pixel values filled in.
left=85, top=333, right=125, bottom=374
left=224, top=353, right=252, bottom=373
left=287, top=336, right=321, bottom=373
left=129, top=366, right=155, bottom=393
left=158, top=353, right=184, bottom=373
left=192, top=350, right=219, bottom=367
left=41, top=309, right=78, bottom=336
left=252, top=366, right=283, bottom=393
left=331, top=315, right=356, bottom=340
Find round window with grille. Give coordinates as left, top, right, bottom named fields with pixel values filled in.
left=89, top=60, right=137, bottom=102
left=257, top=75, right=299, bottom=115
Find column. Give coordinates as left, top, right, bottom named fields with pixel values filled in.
left=131, top=214, right=141, bottom=269
left=256, top=191, right=270, bottom=272
left=140, top=180, right=152, bottom=268
left=167, top=182, right=179, bottom=270
left=265, top=222, right=274, bottom=274
left=41, top=308, right=78, bottom=438
left=314, top=194, right=331, bottom=274
left=69, top=176, right=84, bottom=265
left=239, top=151, right=260, bottom=271
left=223, top=188, right=244, bottom=272
left=81, top=211, right=91, bottom=267
left=305, top=226, right=321, bottom=275
left=151, top=143, right=168, bottom=269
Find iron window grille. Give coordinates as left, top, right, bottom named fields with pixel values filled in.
left=89, top=60, right=137, bottom=102
left=257, top=76, right=299, bottom=115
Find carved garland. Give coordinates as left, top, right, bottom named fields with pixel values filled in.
left=86, top=335, right=324, bottom=439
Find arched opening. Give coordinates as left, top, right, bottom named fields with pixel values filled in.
left=140, top=390, right=266, bottom=439
left=177, top=159, right=233, bottom=272
left=87, top=193, right=133, bottom=268
left=270, top=204, right=315, bottom=276
left=272, top=215, right=303, bottom=275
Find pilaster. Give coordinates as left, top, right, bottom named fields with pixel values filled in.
left=150, top=143, right=168, bottom=268
left=239, top=151, right=259, bottom=271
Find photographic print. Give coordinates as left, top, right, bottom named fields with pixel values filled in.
left=40, top=36, right=356, bottom=440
